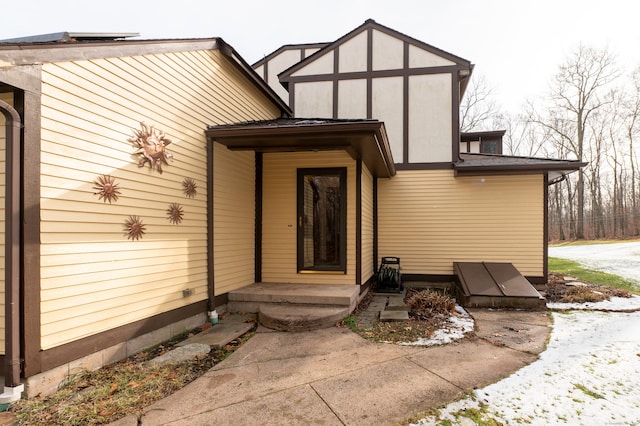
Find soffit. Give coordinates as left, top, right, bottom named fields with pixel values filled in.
left=454, top=153, right=587, bottom=176
left=206, top=118, right=396, bottom=178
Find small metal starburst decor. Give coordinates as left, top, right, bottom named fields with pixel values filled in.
left=124, top=215, right=146, bottom=241
left=93, top=175, right=121, bottom=204
left=182, top=177, right=197, bottom=198
left=167, top=203, right=184, bottom=225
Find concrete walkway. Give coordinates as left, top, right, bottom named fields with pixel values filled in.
left=112, top=308, right=550, bottom=425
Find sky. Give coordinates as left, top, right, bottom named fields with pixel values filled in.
left=2, top=0, right=640, bottom=113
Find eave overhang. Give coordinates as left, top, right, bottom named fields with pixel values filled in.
left=0, top=36, right=292, bottom=118
left=206, top=119, right=396, bottom=178
left=454, top=153, right=587, bottom=182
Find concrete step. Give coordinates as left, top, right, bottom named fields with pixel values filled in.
left=178, top=314, right=256, bottom=348
left=258, top=304, right=350, bottom=332
left=228, top=283, right=360, bottom=314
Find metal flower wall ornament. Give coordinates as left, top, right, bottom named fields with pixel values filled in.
left=93, top=174, right=121, bottom=203
left=124, top=215, right=146, bottom=241
left=167, top=203, right=184, bottom=224
left=129, top=121, right=174, bottom=174
left=182, top=177, right=197, bottom=198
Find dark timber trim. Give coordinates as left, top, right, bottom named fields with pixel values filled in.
left=452, top=70, right=461, bottom=161
left=283, top=66, right=459, bottom=84
left=262, top=59, right=268, bottom=84
left=543, top=173, right=549, bottom=281
left=395, top=162, right=453, bottom=171
left=366, top=27, right=373, bottom=119
left=296, top=167, right=348, bottom=273
left=16, top=69, right=43, bottom=378
left=279, top=19, right=471, bottom=83
left=276, top=20, right=471, bottom=168
left=251, top=42, right=330, bottom=69
left=255, top=152, right=263, bottom=283
left=0, top=39, right=291, bottom=118
left=0, top=95, right=22, bottom=387
left=373, top=177, right=378, bottom=272
left=40, top=301, right=207, bottom=372
left=333, top=49, right=339, bottom=119
left=207, top=139, right=215, bottom=309
left=403, top=42, right=410, bottom=164
left=403, top=274, right=455, bottom=282
left=214, top=293, right=229, bottom=308
left=356, top=160, right=362, bottom=285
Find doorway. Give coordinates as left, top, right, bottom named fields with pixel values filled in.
left=297, top=168, right=347, bottom=273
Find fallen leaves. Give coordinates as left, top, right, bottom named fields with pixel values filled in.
left=10, top=324, right=257, bottom=425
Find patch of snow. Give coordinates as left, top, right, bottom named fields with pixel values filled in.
left=413, top=242, right=640, bottom=425
left=412, top=306, right=640, bottom=425
left=400, top=306, right=474, bottom=346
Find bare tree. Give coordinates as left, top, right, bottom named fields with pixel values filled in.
left=622, top=67, right=640, bottom=234
left=529, top=45, right=618, bottom=239
left=494, top=111, right=548, bottom=157
left=460, top=73, right=500, bottom=132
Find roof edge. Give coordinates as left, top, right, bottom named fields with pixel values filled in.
left=279, top=19, right=472, bottom=82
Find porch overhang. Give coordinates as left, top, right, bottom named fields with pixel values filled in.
left=205, top=118, right=396, bottom=178
left=454, top=153, right=587, bottom=183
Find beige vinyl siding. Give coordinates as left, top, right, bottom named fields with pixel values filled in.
left=39, top=49, right=279, bottom=349
left=213, top=144, right=255, bottom=295
left=378, top=170, right=544, bottom=277
left=262, top=151, right=356, bottom=285
left=0, top=91, right=10, bottom=355
left=361, top=164, right=374, bottom=283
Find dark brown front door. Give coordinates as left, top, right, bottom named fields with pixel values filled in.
left=297, top=168, right=347, bottom=273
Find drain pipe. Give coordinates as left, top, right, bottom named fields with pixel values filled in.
left=0, top=99, right=24, bottom=405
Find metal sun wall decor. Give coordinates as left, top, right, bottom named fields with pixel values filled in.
left=167, top=203, right=184, bottom=224
left=93, top=174, right=121, bottom=203
left=129, top=121, right=174, bottom=174
left=182, top=177, right=197, bottom=198
left=124, top=215, right=146, bottom=241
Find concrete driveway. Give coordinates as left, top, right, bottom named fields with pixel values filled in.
left=116, top=310, right=550, bottom=426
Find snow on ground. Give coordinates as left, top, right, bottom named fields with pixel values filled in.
left=549, top=241, right=640, bottom=288
left=401, top=305, right=475, bottom=346
left=414, top=308, right=640, bottom=426
left=412, top=242, right=640, bottom=426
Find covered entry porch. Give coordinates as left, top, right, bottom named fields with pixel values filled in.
left=206, top=118, right=395, bottom=328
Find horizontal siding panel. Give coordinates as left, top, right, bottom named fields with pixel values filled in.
left=42, top=261, right=208, bottom=291
left=262, top=151, right=357, bottom=285
left=41, top=287, right=208, bottom=348
left=378, top=170, right=544, bottom=277
left=361, top=165, right=374, bottom=282
left=41, top=242, right=206, bottom=267
left=38, top=47, right=280, bottom=349
left=213, top=145, right=255, bottom=295
left=42, top=272, right=208, bottom=314
left=41, top=252, right=207, bottom=280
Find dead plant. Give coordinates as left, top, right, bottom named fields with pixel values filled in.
left=405, top=289, right=455, bottom=321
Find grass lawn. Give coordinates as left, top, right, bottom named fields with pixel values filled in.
left=548, top=257, right=639, bottom=294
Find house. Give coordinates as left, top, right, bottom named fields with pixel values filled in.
left=460, top=130, right=505, bottom=154
left=0, top=22, right=583, bottom=400
left=246, top=19, right=583, bottom=283
left=0, top=32, right=291, bottom=399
